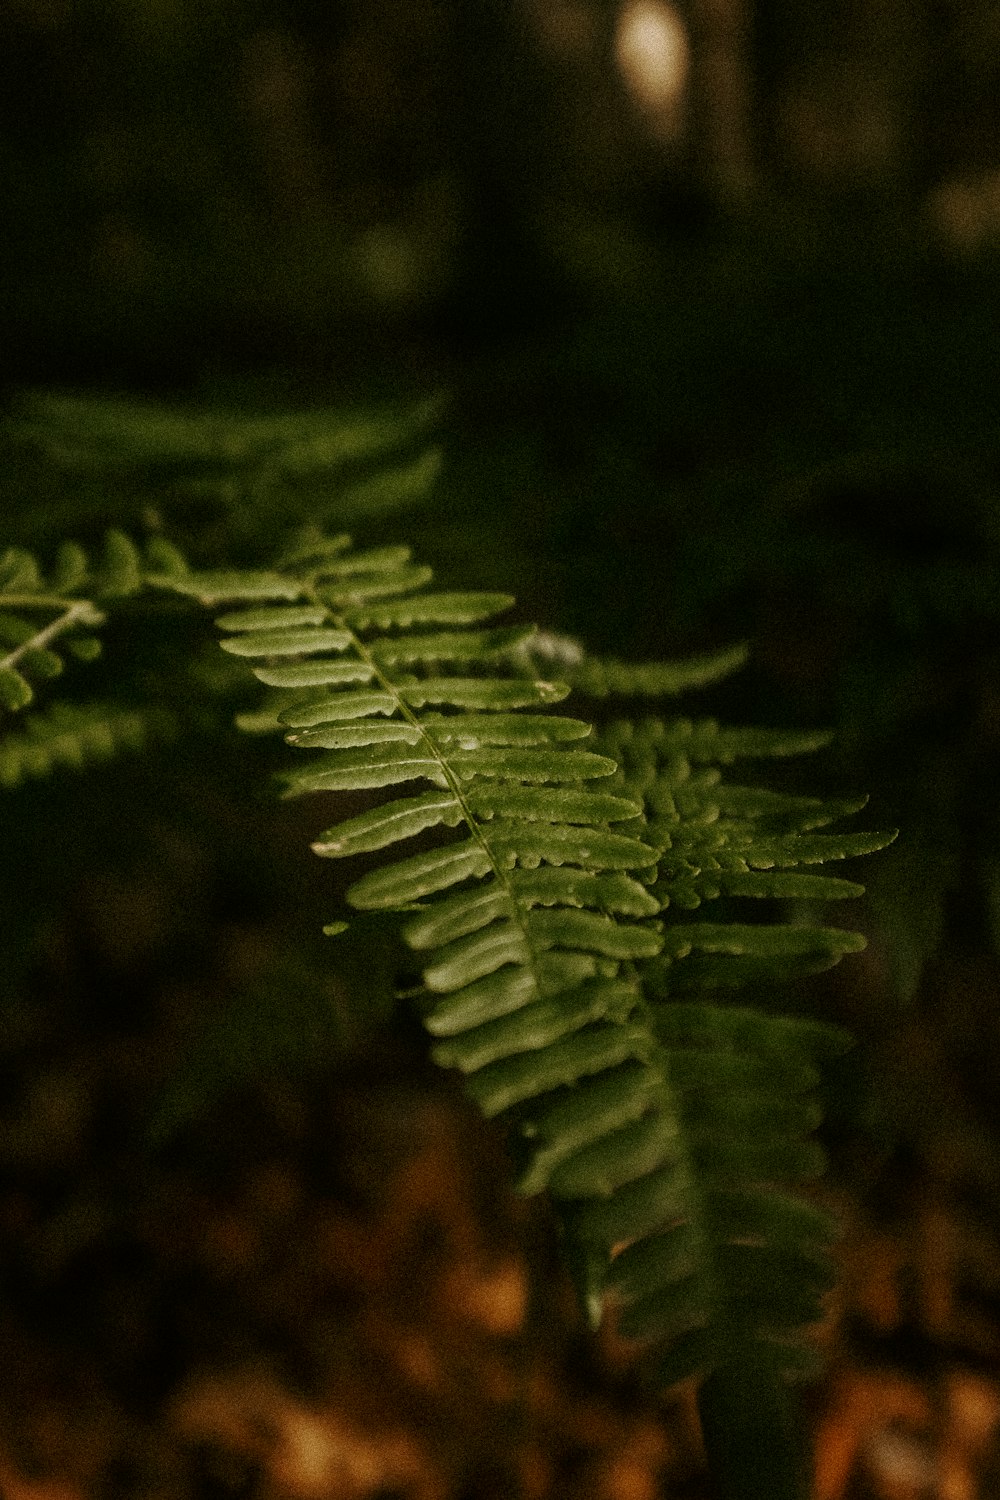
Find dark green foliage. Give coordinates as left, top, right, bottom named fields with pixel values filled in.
left=0, top=400, right=442, bottom=774
left=0, top=429, right=895, bottom=1498
left=6, top=391, right=443, bottom=556
left=146, top=529, right=893, bottom=1450
left=4, top=14, right=997, bottom=1481
left=0, top=528, right=191, bottom=715
left=565, top=643, right=750, bottom=699
left=0, top=701, right=174, bottom=789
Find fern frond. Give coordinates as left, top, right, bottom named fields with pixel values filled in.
left=10, top=392, right=444, bottom=535
left=0, top=702, right=174, bottom=788
left=541, top=713, right=896, bottom=1395
left=12, top=391, right=442, bottom=477
left=0, top=530, right=191, bottom=715
left=196, top=535, right=891, bottom=1417
left=187, top=532, right=682, bottom=1186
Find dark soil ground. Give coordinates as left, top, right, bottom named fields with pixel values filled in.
left=2, top=834, right=1000, bottom=1500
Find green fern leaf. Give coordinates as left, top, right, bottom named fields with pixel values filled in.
left=484, top=821, right=656, bottom=869
left=283, top=690, right=399, bottom=726
left=466, top=1020, right=655, bottom=1117
left=369, top=625, right=535, bottom=666
left=346, top=591, right=516, bottom=629
left=432, top=978, right=639, bottom=1074
left=403, top=884, right=510, bottom=947
left=640, top=719, right=834, bottom=762
left=560, top=712, right=890, bottom=1401
left=97, top=529, right=143, bottom=596
left=312, top=791, right=464, bottom=855
left=20, top=647, right=63, bottom=680
left=253, top=660, right=376, bottom=688
left=143, top=537, right=190, bottom=579
left=204, top=529, right=891, bottom=1492
left=292, top=720, right=422, bottom=750
left=424, top=948, right=599, bottom=1031
left=462, top=785, right=641, bottom=823
left=658, top=922, right=866, bottom=961
left=0, top=529, right=190, bottom=726
left=508, top=868, right=661, bottom=916
left=220, top=625, right=351, bottom=657
left=448, top=747, right=614, bottom=780
left=0, top=548, right=42, bottom=593
left=51, top=541, right=89, bottom=592
left=216, top=605, right=329, bottom=632
left=420, top=712, right=593, bottom=746
left=284, top=743, right=449, bottom=793
left=160, top=570, right=302, bottom=605
left=0, top=702, right=173, bottom=788
left=399, top=678, right=570, bottom=710
left=0, top=666, right=34, bottom=711
left=719, top=871, right=865, bottom=900
left=739, top=830, right=896, bottom=866
left=516, top=1063, right=661, bottom=1194
left=65, top=636, right=102, bottom=663
left=349, top=840, right=494, bottom=907
left=566, top=642, right=749, bottom=698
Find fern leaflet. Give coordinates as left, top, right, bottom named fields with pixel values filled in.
left=0, top=531, right=197, bottom=787
left=565, top=642, right=750, bottom=698
left=0, top=702, right=174, bottom=788
left=0, top=529, right=192, bottom=715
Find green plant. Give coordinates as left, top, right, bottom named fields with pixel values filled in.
left=0, top=401, right=896, bottom=1500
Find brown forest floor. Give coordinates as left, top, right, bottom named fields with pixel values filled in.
left=2, top=877, right=1000, bottom=1500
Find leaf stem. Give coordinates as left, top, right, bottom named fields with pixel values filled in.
left=0, top=598, right=105, bottom=674
left=308, top=579, right=552, bottom=1002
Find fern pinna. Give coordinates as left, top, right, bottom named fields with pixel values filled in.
left=160, top=529, right=894, bottom=1499
left=0, top=530, right=189, bottom=784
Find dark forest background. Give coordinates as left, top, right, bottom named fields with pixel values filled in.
left=4, top=4, right=1000, bottom=1498
left=5, top=0, right=1000, bottom=1009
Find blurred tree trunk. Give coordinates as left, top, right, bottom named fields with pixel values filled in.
left=685, top=0, right=755, bottom=204
left=753, top=0, right=929, bottom=198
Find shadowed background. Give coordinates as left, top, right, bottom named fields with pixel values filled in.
left=3, top=4, right=1000, bottom=1497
